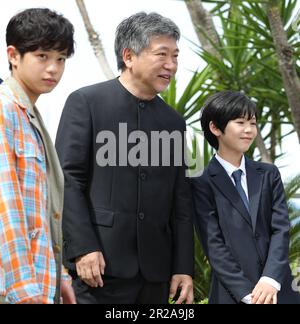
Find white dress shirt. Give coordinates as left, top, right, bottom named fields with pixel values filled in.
left=215, top=154, right=249, bottom=198
left=215, top=154, right=281, bottom=304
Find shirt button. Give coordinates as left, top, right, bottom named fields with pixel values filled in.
left=140, top=173, right=147, bottom=181
left=139, top=212, right=145, bottom=220
left=30, top=229, right=40, bottom=239
left=53, top=212, right=61, bottom=220
left=139, top=102, right=145, bottom=109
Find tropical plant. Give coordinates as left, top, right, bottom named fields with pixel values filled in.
left=200, top=2, right=299, bottom=160
left=285, top=174, right=300, bottom=270
left=193, top=232, right=211, bottom=301
left=191, top=2, right=300, bottom=141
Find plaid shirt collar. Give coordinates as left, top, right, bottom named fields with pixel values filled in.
left=3, top=77, right=36, bottom=118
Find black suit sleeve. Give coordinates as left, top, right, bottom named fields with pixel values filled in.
left=56, top=91, right=102, bottom=264
left=192, top=175, right=253, bottom=302
left=262, top=166, right=290, bottom=283
left=171, top=125, right=194, bottom=277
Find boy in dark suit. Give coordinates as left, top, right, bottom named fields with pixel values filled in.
left=192, top=90, right=300, bottom=304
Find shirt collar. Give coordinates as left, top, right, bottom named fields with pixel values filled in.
left=2, top=77, right=36, bottom=117
left=215, top=153, right=247, bottom=178
left=116, top=77, right=157, bottom=103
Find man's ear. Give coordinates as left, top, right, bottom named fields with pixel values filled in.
left=122, top=48, right=135, bottom=69
left=7, top=46, right=20, bottom=70
left=209, top=121, right=222, bottom=137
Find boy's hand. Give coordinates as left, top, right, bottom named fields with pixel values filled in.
left=61, top=280, right=76, bottom=304
left=251, top=281, right=278, bottom=304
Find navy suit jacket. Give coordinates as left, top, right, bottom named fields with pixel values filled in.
left=192, top=156, right=300, bottom=304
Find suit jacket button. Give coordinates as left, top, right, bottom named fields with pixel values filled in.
left=139, top=212, right=145, bottom=220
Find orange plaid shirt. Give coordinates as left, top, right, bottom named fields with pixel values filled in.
left=0, top=78, right=57, bottom=304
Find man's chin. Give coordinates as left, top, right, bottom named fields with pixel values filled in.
left=157, top=85, right=169, bottom=94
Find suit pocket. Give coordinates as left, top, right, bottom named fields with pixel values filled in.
left=92, top=208, right=114, bottom=227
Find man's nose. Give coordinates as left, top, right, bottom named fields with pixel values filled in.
left=164, top=56, right=178, bottom=71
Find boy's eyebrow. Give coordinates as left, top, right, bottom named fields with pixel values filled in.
left=57, top=50, right=68, bottom=56
left=37, top=48, right=68, bottom=55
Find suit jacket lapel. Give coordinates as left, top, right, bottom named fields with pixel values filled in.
left=246, top=158, right=264, bottom=232
left=208, top=157, right=252, bottom=227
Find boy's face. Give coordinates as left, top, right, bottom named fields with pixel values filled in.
left=212, top=116, right=257, bottom=155
left=123, top=35, right=179, bottom=99
left=8, top=46, right=68, bottom=103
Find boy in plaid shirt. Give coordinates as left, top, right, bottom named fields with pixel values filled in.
left=0, top=8, right=75, bottom=304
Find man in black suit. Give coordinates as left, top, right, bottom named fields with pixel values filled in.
left=55, top=12, right=194, bottom=304
left=192, top=91, right=300, bottom=304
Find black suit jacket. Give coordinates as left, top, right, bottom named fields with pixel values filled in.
left=55, top=78, right=194, bottom=282
left=192, top=156, right=300, bottom=304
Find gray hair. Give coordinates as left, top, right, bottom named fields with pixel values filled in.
left=115, top=12, right=180, bottom=71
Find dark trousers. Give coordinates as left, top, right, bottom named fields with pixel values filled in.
left=72, top=272, right=170, bottom=304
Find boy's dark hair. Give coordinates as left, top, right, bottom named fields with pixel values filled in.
left=200, top=90, right=257, bottom=150
left=6, top=8, right=75, bottom=70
